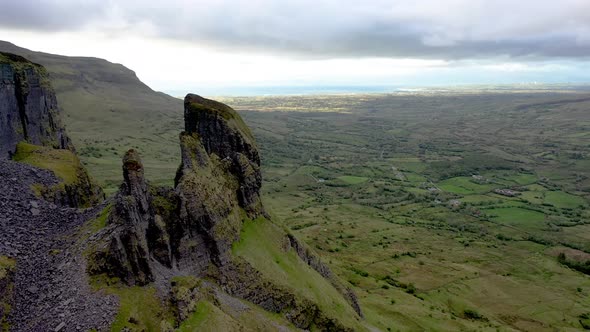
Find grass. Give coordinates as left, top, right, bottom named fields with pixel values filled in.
left=86, top=204, right=112, bottom=234
left=232, top=218, right=364, bottom=330
left=502, top=173, right=538, bottom=185
left=177, top=301, right=224, bottom=332
left=89, top=277, right=174, bottom=332
left=438, top=177, right=496, bottom=195
left=12, top=142, right=80, bottom=184
left=337, top=175, right=369, bottom=185
left=0, top=256, right=15, bottom=280
left=110, top=286, right=174, bottom=332
left=544, top=191, right=586, bottom=209
left=486, top=207, right=546, bottom=226
left=0, top=256, right=15, bottom=332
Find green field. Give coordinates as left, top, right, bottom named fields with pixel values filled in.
left=486, top=207, right=546, bottom=226
left=544, top=191, right=587, bottom=209
left=438, top=177, right=497, bottom=194
left=338, top=176, right=369, bottom=185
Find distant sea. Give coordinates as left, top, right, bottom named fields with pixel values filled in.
left=163, top=83, right=590, bottom=98
left=164, top=85, right=411, bottom=97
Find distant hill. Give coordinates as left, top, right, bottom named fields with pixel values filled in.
left=0, top=41, right=183, bottom=192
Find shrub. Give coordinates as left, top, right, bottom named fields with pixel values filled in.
left=463, top=309, right=487, bottom=321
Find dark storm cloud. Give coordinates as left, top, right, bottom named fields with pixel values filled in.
left=2, top=0, right=590, bottom=60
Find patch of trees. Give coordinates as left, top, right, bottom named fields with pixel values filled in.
left=463, top=309, right=487, bottom=321
left=558, top=253, right=590, bottom=275
left=427, top=153, right=515, bottom=180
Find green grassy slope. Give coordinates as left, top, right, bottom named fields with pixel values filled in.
left=233, top=218, right=366, bottom=330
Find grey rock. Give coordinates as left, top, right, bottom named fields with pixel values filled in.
left=0, top=52, right=72, bottom=160
left=54, top=322, right=65, bottom=331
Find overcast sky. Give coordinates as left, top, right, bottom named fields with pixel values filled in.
left=1, top=0, right=590, bottom=94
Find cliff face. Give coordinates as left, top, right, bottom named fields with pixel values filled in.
left=0, top=52, right=102, bottom=208
left=182, top=94, right=264, bottom=216
left=88, top=94, right=363, bottom=330
left=0, top=52, right=71, bottom=159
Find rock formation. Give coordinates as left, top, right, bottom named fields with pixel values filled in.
left=0, top=52, right=71, bottom=159
left=88, top=94, right=363, bottom=330
left=0, top=52, right=103, bottom=208
left=89, top=94, right=267, bottom=284
left=182, top=94, right=264, bottom=216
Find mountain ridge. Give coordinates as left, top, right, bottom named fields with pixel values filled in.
left=0, top=41, right=183, bottom=191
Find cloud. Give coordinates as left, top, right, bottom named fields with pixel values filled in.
left=2, top=0, right=590, bottom=60
left=0, top=0, right=107, bottom=31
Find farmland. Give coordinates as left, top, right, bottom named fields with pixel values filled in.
left=221, top=89, right=590, bottom=331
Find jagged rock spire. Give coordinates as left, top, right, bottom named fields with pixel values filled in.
left=122, top=149, right=150, bottom=214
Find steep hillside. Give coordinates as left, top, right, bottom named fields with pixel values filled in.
left=0, top=41, right=182, bottom=192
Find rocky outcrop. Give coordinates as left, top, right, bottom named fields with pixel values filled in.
left=0, top=53, right=103, bottom=208
left=217, top=259, right=354, bottom=331
left=90, top=95, right=266, bottom=284
left=183, top=94, right=264, bottom=216
left=87, top=150, right=155, bottom=285
left=88, top=94, right=362, bottom=329
left=0, top=52, right=71, bottom=159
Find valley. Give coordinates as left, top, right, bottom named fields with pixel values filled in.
left=54, top=86, right=590, bottom=330
left=230, top=91, right=590, bottom=331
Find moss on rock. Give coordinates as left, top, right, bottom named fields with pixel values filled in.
left=13, top=141, right=104, bottom=207
left=0, top=256, right=15, bottom=332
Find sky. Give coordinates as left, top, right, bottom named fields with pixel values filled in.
left=1, top=0, right=590, bottom=95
